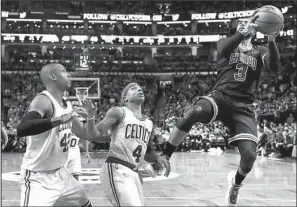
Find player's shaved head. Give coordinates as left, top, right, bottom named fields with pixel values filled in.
left=40, top=63, right=64, bottom=85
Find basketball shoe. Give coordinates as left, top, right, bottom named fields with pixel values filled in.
left=225, top=171, right=243, bottom=206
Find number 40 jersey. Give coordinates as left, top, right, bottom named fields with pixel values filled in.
left=107, top=106, right=153, bottom=167
left=213, top=44, right=268, bottom=104
left=21, top=90, right=73, bottom=171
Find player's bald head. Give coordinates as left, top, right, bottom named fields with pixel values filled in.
left=40, top=63, right=64, bottom=85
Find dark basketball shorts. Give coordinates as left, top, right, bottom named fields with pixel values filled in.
left=198, top=90, right=258, bottom=147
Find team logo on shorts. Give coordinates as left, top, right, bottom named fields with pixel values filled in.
left=2, top=168, right=179, bottom=184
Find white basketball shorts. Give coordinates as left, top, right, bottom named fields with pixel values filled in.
left=65, top=146, right=82, bottom=175
left=19, top=166, right=90, bottom=206
left=100, top=162, right=144, bottom=206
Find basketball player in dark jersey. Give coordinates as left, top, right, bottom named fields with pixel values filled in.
left=160, top=13, right=283, bottom=206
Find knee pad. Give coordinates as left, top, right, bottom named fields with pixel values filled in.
left=176, top=99, right=214, bottom=132
left=240, top=150, right=257, bottom=173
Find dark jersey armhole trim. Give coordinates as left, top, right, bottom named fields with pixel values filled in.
left=111, top=108, right=125, bottom=132
left=37, top=93, right=55, bottom=118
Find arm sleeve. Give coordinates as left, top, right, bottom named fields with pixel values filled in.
left=17, top=111, right=56, bottom=137
left=217, top=33, right=245, bottom=58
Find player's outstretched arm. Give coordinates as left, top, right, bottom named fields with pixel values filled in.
left=71, top=115, right=88, bottom=139
left=144, top=130, right=171, bottom=177
left=71, top=106, right=109, bottom=142
left=261, top=27, right=282, bottom=73
left=81, top=99, right=122, bottom=140
left=217, top=15, right=258, bottom=58
left=17, top=95, right=74, bottom=137
left=217, top=33, right=245, bottom=58
left=144, top=130, right=157, bottom=162
left=95, top=107, right=123, bottom=136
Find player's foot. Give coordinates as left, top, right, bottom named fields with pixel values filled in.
left=225, top=171, right=243, bottom=206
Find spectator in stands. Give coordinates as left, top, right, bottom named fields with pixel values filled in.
left=286, top=113, right=295, bottom=125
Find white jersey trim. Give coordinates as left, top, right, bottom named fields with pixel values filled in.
left=38, top=92, right=56, bottom=118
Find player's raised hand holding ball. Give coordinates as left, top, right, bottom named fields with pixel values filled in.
left=253, top=5, right=284, bottom=35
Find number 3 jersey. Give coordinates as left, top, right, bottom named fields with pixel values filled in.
left=108, top=106, right=153, bottom=167
left=213, top=44, right=268, bottom=104
left=21, top=90, right=73, bottom=171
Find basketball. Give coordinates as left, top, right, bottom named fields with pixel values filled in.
left=254, top=5, right=284, bottom=34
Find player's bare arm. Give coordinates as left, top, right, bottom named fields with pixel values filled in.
left=71, top=115, right=88, bottom=139
left=95, top=107, right=123, bottom=135
left=81, top=99, right=123, bottom=140
left=260, top=28, right=283, bottom=73
left=144, top=129, right=171, bottom=177
left=217, top=15, right=258, bottom=58
left=17, top=95, right=74, bottom=137
left=144, top=129, right=157, bottom=162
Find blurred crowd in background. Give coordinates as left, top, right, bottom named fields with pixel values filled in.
left=2, top=70, right=296, bottom=159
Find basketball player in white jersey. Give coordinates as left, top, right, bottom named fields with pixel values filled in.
left=81, top=83, right=171, bottom=206
left=65, top=132, right=91, bottom=180
left=17, top=63, right=92, bottom=207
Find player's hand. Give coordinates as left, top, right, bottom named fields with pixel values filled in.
left=240, top=14, right=259, bottom=37
left=81, top=99, right=97, bottom=119
left=250, top=8, right=260, bottom=17
left=73, top=107, right=88, bottom=119
left=156, top=154, right=171, bottom=177
left=53, top=112, right=75, bottom=124
left=138, top=163, right=156, bottom=178
left=268, top=24, right=283, bottom=42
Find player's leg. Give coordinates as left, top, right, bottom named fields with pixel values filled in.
left=163, top=95, right=219, bottom=158
left=1, top=127, right=8, bottom=150
left=66, top=149, right=82, bottom=180
left=19, top=169, right=61, bottom=206
left=225, top=111, right=258, bottom=206
left=235, top=140, right=257, bottom=184
left=101, top=163, right=144, bottom=206
left=56, top=167, right=92, bottom=207
left=100, top=163, right=120, bottom=206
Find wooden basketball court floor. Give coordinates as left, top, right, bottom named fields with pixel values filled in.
left=1, top=151, right=296, bottom=206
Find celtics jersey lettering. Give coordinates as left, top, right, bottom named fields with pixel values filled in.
left=107, top=107, right=153, bottom=167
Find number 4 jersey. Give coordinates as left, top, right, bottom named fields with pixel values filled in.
left=213, top=45, right=268, bottom=104
left=21, top=90, right=73, bottom=171
left=107, top=106, right=153, bottom=167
